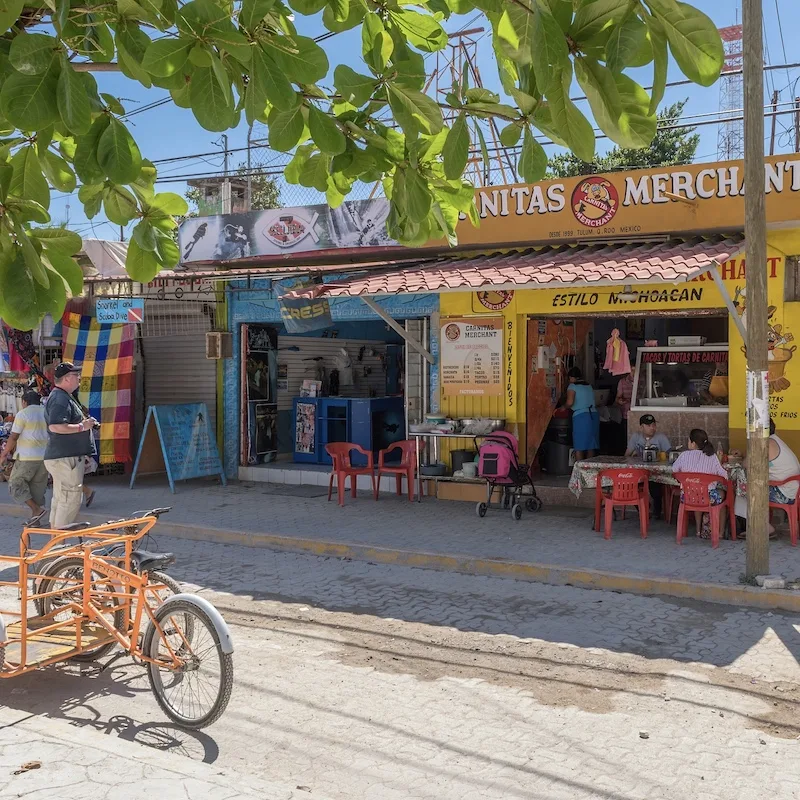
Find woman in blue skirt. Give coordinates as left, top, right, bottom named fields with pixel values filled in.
left=565, top=367, right=599, bottom=461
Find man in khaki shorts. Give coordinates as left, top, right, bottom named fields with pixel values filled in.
left=0, top=391, right=49, bottom=517
left=43, top=362, right=97, bottom=529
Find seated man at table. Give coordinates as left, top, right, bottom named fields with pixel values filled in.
left=625, top=414, right=672, bottom=457
left=735, top=418, right=800, bottom=535
left=626, top=414, right=672, bottom=517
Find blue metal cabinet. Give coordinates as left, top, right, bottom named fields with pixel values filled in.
left=293, top=396, right=405, bottom=465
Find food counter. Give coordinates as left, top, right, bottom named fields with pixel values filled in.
left=631, top=345, right=729, bottom=450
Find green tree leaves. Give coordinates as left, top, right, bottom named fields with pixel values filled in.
left=57, top=63, right=92, bottom=134
left=9, top=34, right=59, bottom=75
left=443, top=112, right=469, bottom=180
left=142, top=39, right=192, bottom=76
left=97, top=118, right=143, bottom=184
left=0, top=0, right=726, bottom=329
left=645, top=0, right=723, bottom=86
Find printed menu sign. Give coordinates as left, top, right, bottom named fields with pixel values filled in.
left=440, top=317, right=503, bottom=397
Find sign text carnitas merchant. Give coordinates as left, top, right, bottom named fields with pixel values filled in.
left=472, top=160, right=800, bottom=219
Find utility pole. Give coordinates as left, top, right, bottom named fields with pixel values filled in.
left=119, top=225, right=124, bottom=243
left=743, top=0, right=770, bottom=577
left=769, top=89, right=779, bottom=155
left=246, top=124, right=253, bottom=211
left=221, top=133, right=232, bottom=215
left=795, top=96, right=800, bottom=153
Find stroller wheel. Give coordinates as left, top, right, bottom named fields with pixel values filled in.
left=511, top=503, right=522, bottom=521
left=526, top=497, right=542, bottom=512
left=476, top=502, right=488, bottom=518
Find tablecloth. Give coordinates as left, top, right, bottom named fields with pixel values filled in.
left=569, top=457, right=747, bottom=498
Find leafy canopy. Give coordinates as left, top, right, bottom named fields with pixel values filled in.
left=548, top=99, right=700, bottom=176
left=0, top=0, right=723, bottom=329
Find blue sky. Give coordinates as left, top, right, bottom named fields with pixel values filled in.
left=57, top=0, right=800, bottom=240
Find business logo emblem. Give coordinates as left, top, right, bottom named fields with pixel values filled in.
left=571, top=177, right=619, bottom=228
left=444, top=324, right=461, bottom=341
left=263, top=212, right=320, bottom=248
left=476, top=290, right=514, bottom=311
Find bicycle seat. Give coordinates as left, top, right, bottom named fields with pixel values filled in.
left=60, top=521, right=93, bottom=532
left=130, top=549, right=176, bottom=573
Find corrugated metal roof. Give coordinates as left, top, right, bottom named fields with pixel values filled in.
left=295, top=235, right=745, bottom=298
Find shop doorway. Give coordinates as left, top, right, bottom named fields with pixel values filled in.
left=526, top=314, right=730, bottom=477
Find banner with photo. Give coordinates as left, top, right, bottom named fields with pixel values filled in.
left=178, top=198, right=396, bottom=264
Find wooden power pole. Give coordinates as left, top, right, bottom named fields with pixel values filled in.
left=743, top=0, right=770, bottom=577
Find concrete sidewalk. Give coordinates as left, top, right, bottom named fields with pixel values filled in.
left=3, top=476, right=800, bottom=609
left=0, top=707, right=320, bottom=799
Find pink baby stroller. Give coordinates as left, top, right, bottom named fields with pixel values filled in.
left=475, top=431, right=542, bottom=521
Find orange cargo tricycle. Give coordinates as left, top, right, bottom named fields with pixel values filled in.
left=0, top=508, right=233, bottom=729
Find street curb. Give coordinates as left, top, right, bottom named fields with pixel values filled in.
left=3, top=502, right=797, bottom=612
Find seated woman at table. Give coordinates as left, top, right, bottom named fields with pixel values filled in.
left=565, top=367, right=599, bottom=461
left=671, top=428, right=728, bottom=539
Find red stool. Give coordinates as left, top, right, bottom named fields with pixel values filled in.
left=594, top=468, right=650, bottom=540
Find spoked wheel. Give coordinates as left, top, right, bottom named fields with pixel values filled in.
left=476, top=502, right=488, bottom=518
left=36, top=556, right=124, bottom=661
left=526, top=497, right=543, bottom=512
left=142, top=572, right=194, bottom=644
left=144, top=599, right=233, bottom=729
left=511, top=503, right=522, bottom=521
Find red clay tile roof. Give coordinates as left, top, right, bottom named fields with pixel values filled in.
left=300, top=235, right=744, bottom=298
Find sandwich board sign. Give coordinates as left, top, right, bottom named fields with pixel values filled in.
left=130, top=403, right=226, bottom=493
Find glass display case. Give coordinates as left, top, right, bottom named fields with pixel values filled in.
left=632, top=346, right=729, bottom=411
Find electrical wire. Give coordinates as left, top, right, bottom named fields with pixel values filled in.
left=773, top=0, right=792, bottom=92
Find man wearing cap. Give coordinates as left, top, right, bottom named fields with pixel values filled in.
left=43, top=362, right=97, bottom=528
left=626, top=414, right=671, bottom=517
left=626, top=414, right=671, bottom=458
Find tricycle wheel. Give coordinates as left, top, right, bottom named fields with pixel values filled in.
left=36, top=556, right=123, bottom=661
left=144, top=599, right=233, bottom=729
left=476, top=502, right=488, bottom=518
left=511, top=503, right=522, bottom=521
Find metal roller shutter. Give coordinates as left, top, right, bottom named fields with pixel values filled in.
left=142, top=303, right=217, bottom=431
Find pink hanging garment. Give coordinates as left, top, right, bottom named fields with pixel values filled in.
left=603, top=328, right=632, bottom=376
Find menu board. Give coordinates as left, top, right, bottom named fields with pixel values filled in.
left=440, top=317, right=503, bottom=397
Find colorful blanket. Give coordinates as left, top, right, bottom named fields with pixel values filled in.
left=62, top=314, right=135, bottom=464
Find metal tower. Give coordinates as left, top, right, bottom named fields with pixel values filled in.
left=430, top=28, right=518, bottom=186
left=717, top=24, right=745, bottom=161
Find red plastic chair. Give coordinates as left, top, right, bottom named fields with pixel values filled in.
left=769, top=474, right=800, bottom=546
left=325, top=443, right=375, bottom=507
left=674, top=473, right=733, bottom=549
left=374, top=440, right=419, bottom=501
left=594, top=468, right=650, bottom=540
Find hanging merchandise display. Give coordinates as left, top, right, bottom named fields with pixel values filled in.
left=61, top=314, right=135, bottom=464
left=603, top=329, right=632, bottom=376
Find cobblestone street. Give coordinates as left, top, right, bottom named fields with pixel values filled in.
left=1, top=513, right=800, bottom=798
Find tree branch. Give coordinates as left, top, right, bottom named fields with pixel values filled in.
left=71, top=62, right=121, bottom=71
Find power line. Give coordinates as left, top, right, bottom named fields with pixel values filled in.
left=773, top=0, right=792, bottom=92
